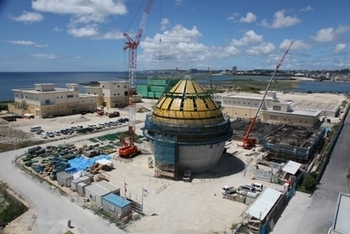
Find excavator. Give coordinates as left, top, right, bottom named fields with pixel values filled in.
left=118, top=137, right=140, bottom=158
left=239, top=41, right=293, bottom=150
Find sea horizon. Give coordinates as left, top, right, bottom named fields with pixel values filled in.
left=1, top=72, right=350, bottom=102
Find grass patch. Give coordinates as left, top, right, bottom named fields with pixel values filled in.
left=89, top=138, right=99, bottom=143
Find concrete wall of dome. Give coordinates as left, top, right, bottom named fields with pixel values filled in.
left=177, top=142, right=226, bottom=173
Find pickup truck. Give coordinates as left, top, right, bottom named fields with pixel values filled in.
left=183, top=170, right=192, bottom=182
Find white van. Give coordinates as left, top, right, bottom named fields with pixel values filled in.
left=250, top=182, right=264, bottom=192
left=30, top=126, right=41, bottom=132
left=222, top=186, right=236, bottom=195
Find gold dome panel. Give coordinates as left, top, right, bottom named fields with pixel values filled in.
left=152, top=75, right=224, bottom=122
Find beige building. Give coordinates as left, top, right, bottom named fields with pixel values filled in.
left=85, top=81, right=129, bottom=108
left=9, top=83, right=97, bottom=118
left=221, top=91, right=321, bottom=127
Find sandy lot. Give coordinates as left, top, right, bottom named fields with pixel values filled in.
left=2, top=92, right=348, bottom=233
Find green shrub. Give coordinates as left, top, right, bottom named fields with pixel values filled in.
left=302, top=175, right=317, bottom=192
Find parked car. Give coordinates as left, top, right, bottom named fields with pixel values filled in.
left=60, top=129, right=68, bottom=135
left=250, top=182, right=264, bottom=192
left=183, top=170, right=192, bottom=182
left=47, top=131, right=55, bottom=137
left=54, top=130, right=61, bottom=136
left=238, top=185, right=256, bottom=193
left=40, top=132, right=48, bottom=139
left=222, top=186, right=236, bottom=195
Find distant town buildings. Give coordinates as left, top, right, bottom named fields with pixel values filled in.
left=232, top=66, right=237, bottom=74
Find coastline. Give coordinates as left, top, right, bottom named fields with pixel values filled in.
left=289, top=76, right=316, bottom=81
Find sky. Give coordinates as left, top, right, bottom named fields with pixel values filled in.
left=0, top=0, right=349, bottom=72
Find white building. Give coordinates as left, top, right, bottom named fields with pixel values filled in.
left=10, top=83, right=97, bottom=118
left=220, top=91, right=321, bottom=127
left=85, top=81, right=129, bottom=108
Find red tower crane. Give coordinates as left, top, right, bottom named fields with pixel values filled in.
left=240, top=41, right=294, bottom=150
left=119, top=0, right=153, bottom=158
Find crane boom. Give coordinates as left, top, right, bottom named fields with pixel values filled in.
left=241, top=41, right=293, bottom=149
left=119, top=0, right=153, bottom=158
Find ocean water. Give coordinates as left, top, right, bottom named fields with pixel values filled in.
left=1, top=72, right=350, bottom=101
left=0, top=72, right=146, bottom=101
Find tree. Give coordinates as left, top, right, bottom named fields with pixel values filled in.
left=303, top=175, right=317, bottom=192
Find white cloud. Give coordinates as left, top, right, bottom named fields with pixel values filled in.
left=9, top=11, right=43, bottom=23
left=68, top=25, right=99, bottom=38
left=175, top=0, right=183, bottom=6
left=32, top=0, right=127, bottom=38
left=246, top=42, right=275, bottom=55
left=140, top=24, right=240, bottom=65
left=333, top=44, right=346, bottom=54
left=32, top=0, right=127, bottom=16
left=161, top=18, right=169, bottom=31
left=311, top=25, right=349, bottom=43
left=299, top=6, right=313, bottom=12
left=261, top=10, right=301, bottom=29
left=227, top=12, right=239, bottom=22
left=7, top=40, right=48, bottom=47
left=335, top=25, right=350, bottom=34
left=240, top=12, right=257, bottom=23
left=155, top=25, right=202, bottom=44
left=53, top=27, right=62, bottom=32
left=312, top=28, right=336, bottom=43
left=231, top=30, right=263, bottom=46
left=30, top=54, right=59, bottom=59
left=279, top=39, right=310, bottom=51
left=101, top=29, right=124, bottom=40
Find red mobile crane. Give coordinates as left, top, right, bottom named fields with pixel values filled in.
left=240, top=41, right=294, bottom=150
left=119, top=0, right=153, bottom=158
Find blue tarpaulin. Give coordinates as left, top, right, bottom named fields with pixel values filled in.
left=65, top=155, right=111, bottom=173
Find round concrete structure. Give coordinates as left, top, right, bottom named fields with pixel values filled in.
left=143, top=75, right=232, bottom=174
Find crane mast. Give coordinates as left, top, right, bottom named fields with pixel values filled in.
left=241, top=41, right=293, bottom=149
left=119, top=0, right=153, bottom=157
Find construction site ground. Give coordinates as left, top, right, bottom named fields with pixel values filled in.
left=0, top=91, right=347, bottom=234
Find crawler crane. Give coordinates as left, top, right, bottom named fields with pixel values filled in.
left=118, top=0, right=153, bottom=158
left=240, top=41, right=293, bottom=149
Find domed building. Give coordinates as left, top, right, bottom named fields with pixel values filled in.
left=143, top=75, right=233, bottom=178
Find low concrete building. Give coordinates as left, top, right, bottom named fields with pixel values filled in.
left=85, top=81, right=129, bottom=108
left=77, top=182, right=87, bottom=196
left=70, top=176, right=91, bottom=192
left=96, top=180, right=120, bottom=196
left=57, top=171, right=73, bottom=187
left=221, top=91, right=321, bottom=127
left=102, top=194, right=131, bottom=219
left=9, top=83, right=97, bottom=118
left=85, top=184, right=110, bottom=207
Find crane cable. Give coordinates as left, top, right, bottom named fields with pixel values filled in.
left=158, top=0, right=162, bottom=66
